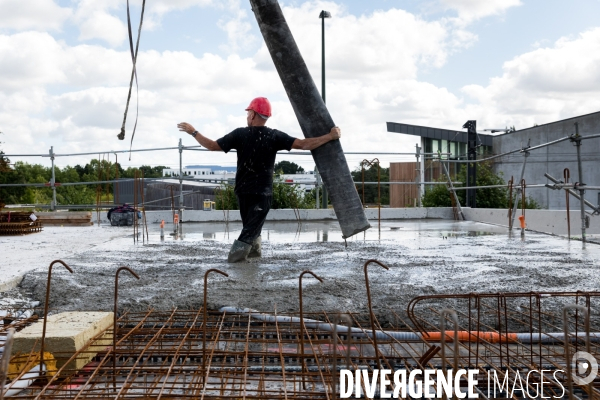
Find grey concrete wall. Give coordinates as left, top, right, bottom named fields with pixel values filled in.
left=492, top=111, right=600, bottom=210
left=462, top=207, right=600, bottom=236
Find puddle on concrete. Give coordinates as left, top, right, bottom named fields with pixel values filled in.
left=154, top=220, right=507, bottom=244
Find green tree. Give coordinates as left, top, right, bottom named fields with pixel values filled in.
left=0, top=133, right=7, bottom=173
left=21, top=187, right=37, bottom=204
left=421, top=183, right=452, bottom=207
left=215, top=183, right=238, bottom=210
left=274, top=161, right=304, bottom=174
left=422, top=161, right=539, bottom=209
left=55, top=166, right=98, bottom=205
left=10, top=162, right=53, bottom=204
left=423, top=162, right=507, bottom=208
left=0, top=133, right=13, bottom=207
left=351, top=163, right=390, bottom=205
left=2, top=159, right=121, bottom=206
left=515, top=195, right=541, bottom=210
left=80, top=159, right=118, bottom=182
left=121, top=165, right=167, bottom=179
left=214, top=178, right=316, bottom=210
left=272, top=179, right=315, bottom=209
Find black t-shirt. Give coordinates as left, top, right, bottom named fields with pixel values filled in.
left=216, top=126, right=296, bottom=195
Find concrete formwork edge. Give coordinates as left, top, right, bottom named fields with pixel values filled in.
left=39, top=208, right=599, bottom=239
left=462, top=207, right=600, bottom=236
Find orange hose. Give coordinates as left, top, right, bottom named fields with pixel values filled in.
left=422, top=331, right=519, bottom=343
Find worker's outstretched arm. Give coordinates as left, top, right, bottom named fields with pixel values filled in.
left=292, top=127, right=341, bottom=151
left=177, top=122, right=222, bottom=151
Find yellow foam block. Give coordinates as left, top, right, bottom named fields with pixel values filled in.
left=8, top=352, right=57, bottom=380
left=13, top=311, right=113, bottom=373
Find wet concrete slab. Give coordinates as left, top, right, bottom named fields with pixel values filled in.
left=3, top=220, right=599, bottom=320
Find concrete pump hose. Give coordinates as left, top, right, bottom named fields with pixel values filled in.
left=220, top=307, right=600, bottom=344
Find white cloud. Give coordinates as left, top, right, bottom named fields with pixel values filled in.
left=440, top=0, right=522, bottom=21
left=146, top=0, right=214, bottom=16
left=2, top=0, right=598, bottom=171
left=77, top=10, right=128, bottom=46
left=0, top=32, right=131, bottom=92
left=0, top=87, right=57, bottom=152
left=0, top=30, right=278, bottom=166
left=69, top=0, right=221, bottom=46
left=438, top=0, right=522, bottom=50
left=217, top=0, right=256, bottom=53
left=73, top=0, right=128, bottom=46
left=0, top=1, right=481, bottom=168
left=0, top=0, right=72, bottom=31
left=51, top=87, right=128, bottom=130
left=503, top=29, right=600, bottom=93
left=143, top=0, right=215, bottom=30
left=0, top=32, right=69, bottom=91
left=268, top=2, right=453, bottom=83
left=461, top=28, right=600, bottom=129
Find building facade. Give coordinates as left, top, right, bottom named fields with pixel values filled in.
left=162, top=165, right=236, bottom=183
left=387, top=112, right=600, bottom=211
left=491, top=111, right=600, bottom=210
left=386, top=122, right=493, bottom=207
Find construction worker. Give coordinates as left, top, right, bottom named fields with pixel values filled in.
left=177, top=97, right=341, bottom=262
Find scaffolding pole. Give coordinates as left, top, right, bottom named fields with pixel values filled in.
left=572, top=123, right=586, bottom=242
left=178, top=138, right=184, bottom=225
left=415, top=144, right=422, bottom=208
left=49, top=146, right=56, bottom=211
left=509, top=140, right=530, bottom=230
left=438, top=151, right=464, bottom=220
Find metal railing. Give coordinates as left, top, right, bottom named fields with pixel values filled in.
left=2, top=130, right=600, bottom=240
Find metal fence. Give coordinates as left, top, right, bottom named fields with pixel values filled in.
left=2, top=132, right=600, bottom=242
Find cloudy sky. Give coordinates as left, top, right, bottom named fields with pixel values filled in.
left=1, top=0, right=600, bottom=172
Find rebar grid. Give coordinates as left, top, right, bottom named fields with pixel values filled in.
left=0, top=316, right=39, bottom=334
left=1, top=292, right=598, bottom=399
left=407, top=292, right=600, bottom=399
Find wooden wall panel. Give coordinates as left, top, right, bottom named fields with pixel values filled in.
left=389, top=162, right=418, bottom=208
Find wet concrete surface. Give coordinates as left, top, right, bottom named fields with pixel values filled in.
left=3, top=220, right=599, bottom=321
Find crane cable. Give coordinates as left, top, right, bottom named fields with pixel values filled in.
left=118, top=0, right=146, bottom=162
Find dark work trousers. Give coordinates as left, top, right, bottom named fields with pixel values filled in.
left=237, top=194, right=272, bottom=245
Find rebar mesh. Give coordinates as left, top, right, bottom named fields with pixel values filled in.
left=1, top=291, right=599, bottom=399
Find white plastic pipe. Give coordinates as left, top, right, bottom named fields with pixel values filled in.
left=2, top=364, right=44, bottom=397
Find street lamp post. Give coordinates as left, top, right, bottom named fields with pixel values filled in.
left=319, top=10, right=331, bottom=209
left=319, top=10, right=331, bottom=103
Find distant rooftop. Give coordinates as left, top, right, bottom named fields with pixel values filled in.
left=185, top=165, right=237, bottom=172
left=386, top=122, right=493, bottom=147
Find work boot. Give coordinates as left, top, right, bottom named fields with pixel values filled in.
left=227, top=240, right=252, bottom=263
left=248, top=236, right=262, bottom=258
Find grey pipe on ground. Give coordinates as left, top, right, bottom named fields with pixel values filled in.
left=220, top=307, right=600, bottom=344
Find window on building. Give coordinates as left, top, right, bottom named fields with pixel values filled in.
left=431, top=139, right=439, bottom=156
left=441, top=140, right=448, bottom=158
